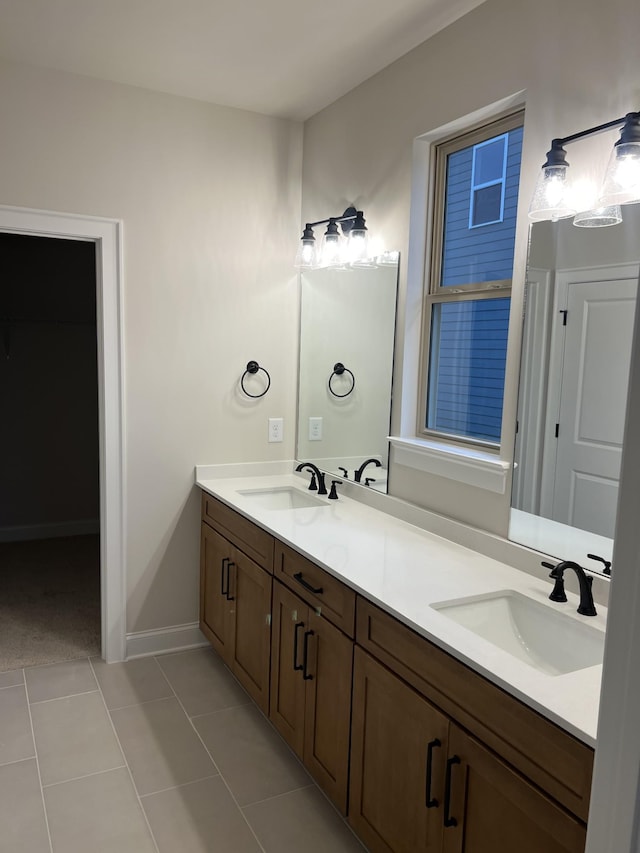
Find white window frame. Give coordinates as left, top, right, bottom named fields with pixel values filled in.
left=468, top=133, right=508, bottom=229
left=417, top=108, right=524, bottom=452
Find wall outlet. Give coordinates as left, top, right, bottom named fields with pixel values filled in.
left=309, top=416, right=323, bottom=441
left=268, top=417, right=283, bottom=443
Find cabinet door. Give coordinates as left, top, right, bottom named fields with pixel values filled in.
left=442, top=725, right=587, bottom=853
left=349, top=647, right=448, bottom=853
left=303, top=609, right=353, bottom=815
left=270, top=581, right=307, bottom=758
left=227, top=547, right=273, bottom=715
left=200, top=523, right=233, bottom=664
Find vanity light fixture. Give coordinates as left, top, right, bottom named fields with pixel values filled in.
left=529, top=111, right=640, bottom=225
left=294, top=206, right=370, bottom=268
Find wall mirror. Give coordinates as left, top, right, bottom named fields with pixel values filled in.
left=509, top=209, right=640, bottom=574
left=296, top=258, right=399, bottom=493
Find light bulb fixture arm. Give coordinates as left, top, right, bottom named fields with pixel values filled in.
left=305, top=206, right=358, bottom=233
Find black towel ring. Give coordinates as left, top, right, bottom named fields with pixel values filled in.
left=241, top=361, right=271, bottom=398
left=328, top=362, right=355, bottom=398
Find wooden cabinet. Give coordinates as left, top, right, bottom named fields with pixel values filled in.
left=200, top=497, right=273, bottom=714
left=442, top=725, right=586, bottom=853
left=199, top=489, right=595, bottom=853
left=270, top=579, right=353, bottom=814
left=351, top=600, right=592, bottom=853
left=349, top=647, right=448, bottom=852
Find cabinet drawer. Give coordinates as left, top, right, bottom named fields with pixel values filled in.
left=356, top=597, right=594, bottom=822
left=274, top=543, right=356, bottom=638
left=201, top=492, right=274, bottom=571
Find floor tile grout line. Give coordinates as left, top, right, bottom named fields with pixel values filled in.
left=170, top=684, right=269, bottom=853
left=87, top=657, right=161, bottom=853
left=0, top=678, right=25, bottom=691
left=241, top=782, right=316, bottom=810
left=41, top=764, right=129, bottom=789
left=137, top=771, right=221, bottom=799
left=0, top=753, right=37, bottom=770
left=28, top=688, right=99, bottom=706
left=104, top=692, right=179, bottom=714
left=23, top=674, right=55, bottom=853
left=188, top=699, right=253, bottom=721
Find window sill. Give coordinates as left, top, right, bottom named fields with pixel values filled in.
left=388, top=436, right=512, bottom=494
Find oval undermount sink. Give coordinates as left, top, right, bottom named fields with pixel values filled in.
left=236, top=487, right=329, bottom=511
left=431, top=590, right=604, bottom=676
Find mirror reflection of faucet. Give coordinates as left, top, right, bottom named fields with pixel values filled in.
left=587, top=553, right=612, bottom=575
left=354, top=458, right=382, bottom=483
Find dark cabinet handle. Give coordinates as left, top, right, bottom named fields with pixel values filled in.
left=444, top=755, right=461, bottom=828
left=220, top=557, right=229, bottom=597
left=425, top=738, right=441, bottom=808
left=293, top=621, right=305, bottom=671
left=226, top=562, right=235, bottom=601
left=302, top=630, right=314, bottom=680
left=293, top=572, right=323, bottom=595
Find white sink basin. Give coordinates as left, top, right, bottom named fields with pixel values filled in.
left=432, top=590, right=604, bottom=676
left=236, top=487, right=328, bottom=511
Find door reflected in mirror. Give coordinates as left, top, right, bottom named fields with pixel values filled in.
left=510, top=211, right=640, bottom=573
left=296, top=258, right=399, bottom=493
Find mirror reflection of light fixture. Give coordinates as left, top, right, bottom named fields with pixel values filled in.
left=294, top=206, right=373, bottom=268
left=573, top=205, right=623, bottom=228
left=600, top=113, right=640, bottom=206
left=529, top=111, right=640, bottom=226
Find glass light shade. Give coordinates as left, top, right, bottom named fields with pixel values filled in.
left=573, top=205, right=622, bottom=228
left=294, top=238, right=316, bottom=268
left=528, top=165, right=576, bottom=221
left=599, top=141, right=640, bottom=205
left=319, top=219, right=343, bottom=267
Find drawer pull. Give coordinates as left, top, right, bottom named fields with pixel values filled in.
left=225, top=562, right=235, bottom=601
left=444, top=755, right=461, bottom=828
left=425, top=738, right=441, bottom=808
left=293, top=572, right=323, bottom=595
left=293, top=621, right=305, bottom=671
left=220, top=557, right=229, bottom=597
left=302, top=629, right=315, bottom=680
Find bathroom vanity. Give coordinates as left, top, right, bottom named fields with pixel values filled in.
left=197, top=468, right=601, bottom=853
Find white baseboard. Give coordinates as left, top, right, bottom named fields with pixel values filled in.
left=0, top=519, right=100, bottom=543
left=126, top=622, right=208, bottom=660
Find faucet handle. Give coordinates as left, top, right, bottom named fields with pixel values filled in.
left=338, top=467, right=348, bottom=479
left=307, top=473, right=318, bottom=492
left=587, top=553, right=612, bottom=575
left=364, top=477, right=376, bottom=487
left=328, top=480, right=343, bottom=500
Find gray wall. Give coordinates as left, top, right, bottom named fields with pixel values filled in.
left=0, top=58, right=303, bottom=634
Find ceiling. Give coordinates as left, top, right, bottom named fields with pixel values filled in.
left=0, top=0, right=486, bottom=120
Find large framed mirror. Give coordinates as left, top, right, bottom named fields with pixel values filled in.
left=296, top=257, right=399, bottom=493
left=510, top=209, right=640, bottom=573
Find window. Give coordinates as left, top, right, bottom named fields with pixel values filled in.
left=420, top=111, right=523, bottom=447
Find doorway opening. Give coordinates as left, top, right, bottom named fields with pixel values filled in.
left=0, top=205, right=126, bottom=664
left=0, top=233, right=101, bottom=669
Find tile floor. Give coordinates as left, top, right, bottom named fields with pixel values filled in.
left=0, top=648, right=366, bottom=852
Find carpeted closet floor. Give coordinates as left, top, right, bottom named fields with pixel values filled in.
left=0, top=535, right=100, bottom=672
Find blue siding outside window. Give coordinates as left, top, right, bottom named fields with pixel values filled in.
left=427, top=298, right=511, bottom=442
left=441, top=126, right=522, bottom=287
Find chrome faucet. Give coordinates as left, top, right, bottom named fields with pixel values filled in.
left=295, top=462, right=328, bottom=495
left=543, top=560, right=597, bottom=617
left=354, top=458, right=382, bottom=483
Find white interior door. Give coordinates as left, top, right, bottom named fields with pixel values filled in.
left=551, top=273, right=637, bottom=537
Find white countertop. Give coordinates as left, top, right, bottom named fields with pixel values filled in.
left=196, top=468, right=605, bottom=746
